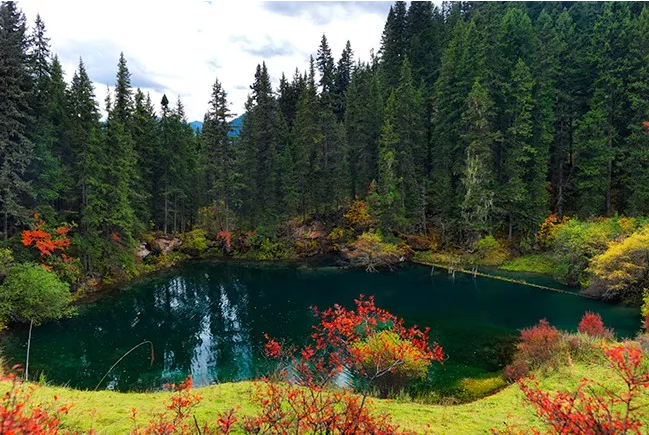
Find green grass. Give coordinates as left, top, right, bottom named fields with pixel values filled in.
left=11, top=361, right=638, bottom=434
left=500, top=254, right=556, bottom=275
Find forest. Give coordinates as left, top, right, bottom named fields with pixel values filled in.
left=3, top=0, right=649, bottom=314
left=4, top=2, right=649, bottom=433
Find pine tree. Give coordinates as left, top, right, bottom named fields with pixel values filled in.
left=157, top=94, right=173, bottom=234
left=501, top=59, right=535, bottom=240
left=345, top=63, right=383, bottom=199
left=238, top=62, right=286, bottom=227
left=68, top=59, right=103, bottom=270
left=372, top=114, right=403, bottom=232
left=97, top=54, right=139, bottom=243
left=48, top=56, right=72, bottom=216
left=132, top=89, right=157, bottom=226
left=333, top=40, right=353, bottom=121
left=383, top=57, right=426, bottom=229
left=460, top=80, right=497, bottom=241
left=626, top=7, right=649, bottom=214
left=0, top=1, right=33, bottom=240
left=27, top=14, right=63, bottom=221
left=405, top=1, right=443, bottom=87
left=316, top=34, right=335, bottom=108
left=379, top=1, right=407, bottom=91
left=430, top=19, right=481, bottom=223
left=588, top=2, right=633, bottom=216
left=113, top=52, right=134, bottom=126
left=202, top=76, right=235, bottom=231
left=573, top=109, right=609, bottom=217
left=291, top=57, right=320, bottom=217
left=549, top=10, right=580, bottom=216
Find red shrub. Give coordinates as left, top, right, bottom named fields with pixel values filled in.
left=503, top=360, right=529, bottom=382
left=499, top=342, right=649, bottom=434
left=578, top=311, right=613, bottom=338
left=0, top=368, right=79, bottom=435
left=517, top=319, right=563, bottom=369
left=21, top=214, right=71, bottom=258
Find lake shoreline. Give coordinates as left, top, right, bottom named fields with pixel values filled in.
left=72, top=250, right=570, bottom=308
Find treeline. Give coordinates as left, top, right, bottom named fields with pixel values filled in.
left=0, top=1, right=206, bottom=274
left=237, top=1, right=649, bottom=248
left=3, top=1, right=649, bottom=278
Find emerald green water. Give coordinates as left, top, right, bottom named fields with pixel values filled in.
left=0, top=261, right=640, bottom=392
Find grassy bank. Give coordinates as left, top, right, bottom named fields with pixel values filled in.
left=13, top=362, right=626, bottom=434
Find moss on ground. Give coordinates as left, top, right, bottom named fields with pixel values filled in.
left=500, top=254, right=556, bottom=275
left=9, top=362, right=636, bottom=434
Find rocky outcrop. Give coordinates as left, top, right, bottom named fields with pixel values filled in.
left=136, top=243, right=152, bottom=260
left=153, top=237, right=182, bottom=255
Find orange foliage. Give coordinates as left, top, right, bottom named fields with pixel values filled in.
left=0, top=366, right=81, bottom=435
left=217, top=230, right=232, bottom=252
left=536, top=214, right=570, bottom=249
left=344, top=200, right=372, bottom=231
left=21, top=214, right=71, bottom=258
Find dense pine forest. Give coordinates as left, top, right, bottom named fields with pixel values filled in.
left=2, top=0, right=649, bottom=302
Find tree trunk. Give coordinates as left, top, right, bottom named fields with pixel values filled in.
left=164, top=181, right=169, bottom=236
left=508, top=212, right=513, bottom=241
left=25, top=320, right=33, bottom=382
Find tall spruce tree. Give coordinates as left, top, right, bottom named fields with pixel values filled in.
left=132, top=89, right=157, bottom=226
left=626, top=7, right=649, bottom=214
left=202, top=76, right=235, bottom=232
left=460, top=80, right=497, bottom=242
left=0, top=1, right=33, bottom=240
left=333, top=40, right=353, bottom=121
left=68, top=59, right=103, bottom=270
left=345, top=62, right=383, bottom=199
left=501, top=59, right=535, bottom=239
left=379, top=1, right=407, bottom=91
left=238, top=62, right=287, bottom=227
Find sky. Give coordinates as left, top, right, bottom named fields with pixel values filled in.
left=19, top=1, right=393, bottom=122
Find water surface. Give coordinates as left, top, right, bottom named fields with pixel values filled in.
left=0, top=261, right=640, bottom=391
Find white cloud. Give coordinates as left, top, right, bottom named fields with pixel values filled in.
left=18, top=0, right=389, bottom=121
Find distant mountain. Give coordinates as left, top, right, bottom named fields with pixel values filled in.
left=187, top=114, right=243, bottom=137
left=228, top=114, right=243, bottom=137
left=189, top=120, right=203, bottom=132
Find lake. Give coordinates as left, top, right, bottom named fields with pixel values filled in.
left=0, top=261, right=640, bottom=392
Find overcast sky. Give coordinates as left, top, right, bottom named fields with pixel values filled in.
left=19, top=1, right=393, bottom=121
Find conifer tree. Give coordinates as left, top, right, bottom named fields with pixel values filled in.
left=27, top=14, right=63, bottom=221
left=316, top=34, right=335, bottom=108
left=291, top=57, right=320, bottom=217
left=501, top=59, right=535, bottom=239
left=573, top=109, right=609, bottom=217
left=588, top=2, right=633, bottom=216
left=67, top=59, right=103, bottom=270
left=0, top=1, right=33, bottom=240
left=238, top=62, right=286, bottom=227
left=383, top=57, right=426, bottom=228
left=345, top=63, right=383, bottom=199
left=379, top=1, right=407, bottom=91
left=202, top=76, right=235, bottom=231
left=371, top=115, right=403, bottom=232
left=626, top=7, right=649, bottom=214
left=460, top=80, right=497, bottom=241
left=132, top=89, right=157, bottom=225
left=333, top=40, right=353, bottom=121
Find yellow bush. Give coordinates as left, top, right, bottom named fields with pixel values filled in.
left=587, top=226, right=649, bottom=301
left=351, top=330, right=429, bottom=397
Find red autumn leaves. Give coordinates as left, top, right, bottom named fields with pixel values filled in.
left=21, top=214, right=70, bottom=258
